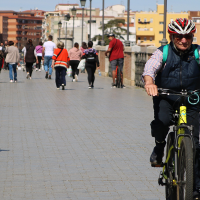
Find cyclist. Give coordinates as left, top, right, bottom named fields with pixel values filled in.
left=142, top=18, right=200, bottom=199
left=105, top=33, right=125, bottom=88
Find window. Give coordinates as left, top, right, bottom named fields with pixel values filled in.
left=144, top=18, right=147, bottom=22
left=159, top=22, right=164, bottom=24
left=144, top=37, right=147, bottom=41
left=150, top=18, right=153, bottom=23
left=138, top=37, right=141, bottom=40
left=170, top=18, right=173, bottom=22
left=138, top=18, right=141, bottom=22
left=193, top=37, right=197, bottom=42
left=138, top=27, right=140, bottom=31
left=150, top=37, right=153, bottom=41
left=159, top=31, right=163, bottom=34
left=150, top=28, right=153, bottom=31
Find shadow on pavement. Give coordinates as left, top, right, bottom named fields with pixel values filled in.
left=0, top=149, right=10, bottom=152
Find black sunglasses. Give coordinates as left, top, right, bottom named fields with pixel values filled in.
left=174, top=34, right=193, bottom=40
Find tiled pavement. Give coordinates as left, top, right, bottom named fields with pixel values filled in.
left=0, top=69, right=165, bottom=200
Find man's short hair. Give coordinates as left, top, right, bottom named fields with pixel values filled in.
left=88, top=41, right=93, bottom=48
left=8, top=41, right=14, bottom=46
left=48, top=35, right=53, bottom=40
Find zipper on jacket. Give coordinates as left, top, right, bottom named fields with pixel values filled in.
left=180, top=57, right=183, bottom=89
left=180, top=65, right=182, bottom=89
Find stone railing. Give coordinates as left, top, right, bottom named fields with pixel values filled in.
left=95, top=45, right=157, bottom=87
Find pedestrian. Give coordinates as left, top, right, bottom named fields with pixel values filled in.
left=80, top=42, right=87, bottom=53
left=80, top=42, right=87, bottom=73
left=24, top=39, right=38, bottom=79
left=81, top=41, right=100, bottom=89
left=0, top=46, right=4, bottom=71
left=68, top=42, right=82, bottom=82
left=5, top=41, right=20, bottom=82
left=51, top=41, right=70, bottom=90
left=35, top=41, right=43, bottom=71
left=3, top=41, right=8, bottom=70
left=105, top=33, right=125, bottom=88
left=42, top=35, right=56, bottom=79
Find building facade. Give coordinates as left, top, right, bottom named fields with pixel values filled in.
left=43, top=4, right=136, bottom=49
left=135, top=4, right=188, bottom=47
left=0, top=16, right=8, bottom=42
left=0, top=11, right=43, bottom=49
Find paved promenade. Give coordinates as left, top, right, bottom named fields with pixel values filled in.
left=0, top=69, right=165, bottom=200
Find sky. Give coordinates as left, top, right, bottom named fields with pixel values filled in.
left=1, top=0, right=200, bottom=13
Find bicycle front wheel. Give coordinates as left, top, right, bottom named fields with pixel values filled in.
left=165, top=132, right=177, bottom=200
left=178, top=137, right=193, bottom=200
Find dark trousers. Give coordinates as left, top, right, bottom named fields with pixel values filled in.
left=26, top=62, right=33, bottom=77
left=70, top=60, right=80, bottom=79
left=36, top=56, right=42, bottom=69
left=85, top=64, right=96, bottom=86
left=151, top=96, right=200, bottom=188
left=4, top=61, right=8, bottom=70
left=55, top=67, right=66, bottom=88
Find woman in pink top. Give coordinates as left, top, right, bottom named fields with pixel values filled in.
left=80, top=42, right=87, bottom=53
left=35, top=41, right=43, bottom=71
left=68, top=42, right=82, bottom=82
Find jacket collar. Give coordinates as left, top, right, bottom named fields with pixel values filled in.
left=170, top=42, right=193, bottom=57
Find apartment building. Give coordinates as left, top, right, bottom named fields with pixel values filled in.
left=0, top=16, right=8, bottom=42
left=135, top=4, right=188, bottom=47
left=0, top=11, right=43, bottom=49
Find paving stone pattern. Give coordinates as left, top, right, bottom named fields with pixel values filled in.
left=0, top=70, right=165, bottom=199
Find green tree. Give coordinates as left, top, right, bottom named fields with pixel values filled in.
left=92, top=19, right=131, bottom=45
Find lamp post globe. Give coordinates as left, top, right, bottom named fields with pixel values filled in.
left=71, top=7, right=77, bottom=16
left=64, top=14, right=71, bottom=21
left=80, top=0, right=86, bottom=7
left=58, top=21, right=62, bottom=28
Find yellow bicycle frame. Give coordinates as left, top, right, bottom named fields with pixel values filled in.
left=178, top=106, right=187, bottom=150
left=163, top=105, right=187, bottom=180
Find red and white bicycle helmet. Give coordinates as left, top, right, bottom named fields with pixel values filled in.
left=168, top=18, right=196, bottom=34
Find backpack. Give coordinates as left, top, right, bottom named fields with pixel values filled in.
left=162, top=44, right=200, bottom=65
left=86, top=50, right=96, bottom=63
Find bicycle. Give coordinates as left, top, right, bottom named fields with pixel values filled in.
left=115, top=65, right=121, bottom=88
left=152, top=88, right=200, bottom=200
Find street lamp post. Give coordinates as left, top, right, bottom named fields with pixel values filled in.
left=80, top=0, right=86, bottom=45
left=160, top=0, right=168, bottom=46
left=102, top=0, right=104, bottom=46
left=58, top=21, right=62, bottom=41
left=71, top=6, right=77, bottom=46
left=89, top=0, right=92, bottom=41
left=64, top=14, right=71, bottom=49
left=125, top=0, right=130, bottom=46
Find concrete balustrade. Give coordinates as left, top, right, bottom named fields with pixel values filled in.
left=95, top=45, right=157, bottom=86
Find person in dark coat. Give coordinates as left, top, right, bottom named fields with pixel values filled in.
left=24, top=39, right=38, bottom=79
left=81, top=41, right=100, bottom=89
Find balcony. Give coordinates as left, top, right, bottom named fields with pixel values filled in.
left=137, top=30, right=155, bottom=36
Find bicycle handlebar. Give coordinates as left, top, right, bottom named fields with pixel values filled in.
left=158, top=88, right=200, bottom=105
left=158, top=88, right=200, bottom=97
